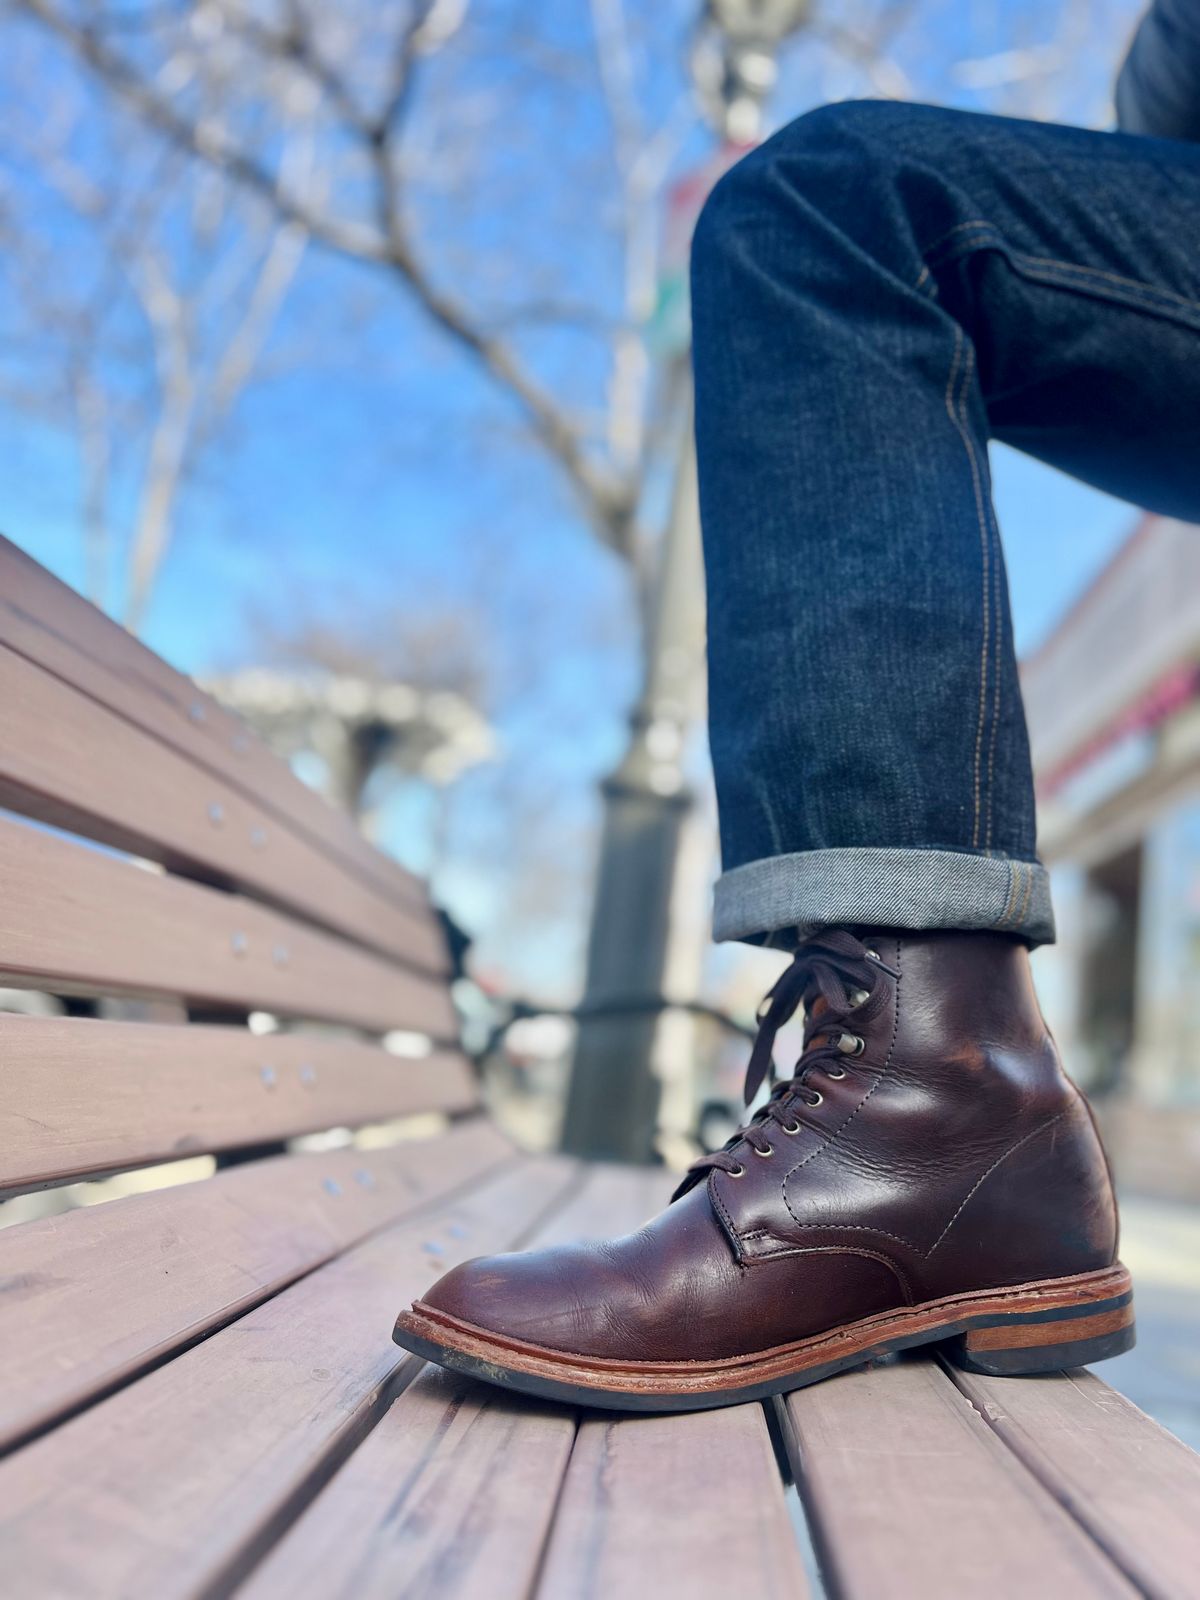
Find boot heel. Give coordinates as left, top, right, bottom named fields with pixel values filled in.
left=940, top=1293, right=1135, bottom=1377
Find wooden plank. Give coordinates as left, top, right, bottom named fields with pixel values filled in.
left=528, top=1165, right=806, bottom=1600
left=780, top=1355, right=1135, bottom=1598
left=0, top=1118, right=511, bottom=1452
left=520, top=1159, right=667, bottom=1248
left=0, top=813, right=456, bottom=1034
left=237, top=1163, right=659, bottom=1600
left=243, top=1166, right=795, bottom=1600
left=0, top=1012, right=478, bottom=1193
left=243, top=1363, right=576, bottom=1600
left=0, top=641, right=448, bottom=970
left=0, top=534, right=425, bottom=912
left=539, top=1406, right=809, bottom=1600
left=0, top=1157, right=579, bottom=1599
left=946, top=1362, right=1200, bottom=1600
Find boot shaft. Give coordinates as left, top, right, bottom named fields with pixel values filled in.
left=717, top=929, right=1119, bottom=1296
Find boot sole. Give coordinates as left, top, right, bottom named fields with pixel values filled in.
left=392, top=1263, right=1133, bottom=1413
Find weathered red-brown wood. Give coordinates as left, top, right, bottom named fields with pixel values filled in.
left=530, top=1162, right=806, bottom=1598
left=0, top=642, right=448, bottom=969
left=236, top=1163, right=664, bottom=1599
left=540, top=1404, right=810, bottom=1600
left=0, top=534, right=425, bottom=912
left=0, top=1119, right=510, bottom=1452
left=0, top=1158, right=579, bottom=1599
left=946, top=1361, right=1200, bottom=1600
left=0, top=1012, right=477, bottom=1193
left=241, top=1165, right=802, bottom=1600
left=245, top=1366, right=576, bottom=1600
left=0, top=813, right=456, bottom=1033
left=780, top=1355, right=1135, bottom=1598
left=518, top=1159, right=667, bottom=1249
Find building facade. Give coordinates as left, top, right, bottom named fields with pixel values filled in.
left=1023, top=515, right=1200, bottom=1198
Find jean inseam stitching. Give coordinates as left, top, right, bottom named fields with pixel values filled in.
left=994, top=861, right=1020, bottom=930
left=963, top=342, right=1002, bottom=850
left=941, top=331, right=970, bottom=843
left=1015, top=860, right=1035, bottom=929
left=921, top=219, right=994, bottom=258
left=984, top=452, right=1003, bottom=850
left=921, top=218, right=1200, bottom=331
left=1002, top=863, right=1030, bottom=931
left=943, top=330, right=992, bottom=850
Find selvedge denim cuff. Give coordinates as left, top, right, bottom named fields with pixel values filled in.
left=713, top=847, right=1055, bottom=948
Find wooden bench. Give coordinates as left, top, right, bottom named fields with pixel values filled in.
left=1, top=532, right=1198, bottom=1599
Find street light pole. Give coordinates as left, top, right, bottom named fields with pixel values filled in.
left=560, top=0, right=812, bottom=1163
left=560, top=399, right=704, bottom=1161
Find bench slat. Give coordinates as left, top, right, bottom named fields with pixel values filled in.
left=244, top=1167, right=807, bottom=1600
left=0, top=1012, right=478, bottom=1193
left=946, top=1362, right=1200, bottom=1599
left=780, top=1355, right=1136, bottom=1598
left=0, top=1118, right=510, bottom=1452
left=0, top=814, right=455, bottom=1033
left=0, top=642, right=448, bottom=968
left=241, top=1166, right=806, bottom=1600
left=0, top=535, right=425, bottom=913
left=518, top=1159, right=667, bottom=1247
left=236, top=1163, right=660, bottom=1599
left=0, top=1157, right=579, bottom=1599
left=248, top=1366, right=575, bottom=1600
left=540, top=1405, right=809, bottom=1599
left=529, top=1170, right=807, bottom=1600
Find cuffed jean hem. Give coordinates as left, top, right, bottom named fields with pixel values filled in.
left=713, top=847, right=1056, bottom=948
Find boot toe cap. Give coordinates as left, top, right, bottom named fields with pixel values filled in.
left=419, top=1247, right=615, bottom=1353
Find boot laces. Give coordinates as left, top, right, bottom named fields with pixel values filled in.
left=673, top=931, right=896, bottom=1198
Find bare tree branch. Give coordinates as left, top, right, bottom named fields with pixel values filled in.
left=14, top=0, right=640, bottom=555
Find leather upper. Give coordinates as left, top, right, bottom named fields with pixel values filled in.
left=420, top=931, right=1118, bottom=1363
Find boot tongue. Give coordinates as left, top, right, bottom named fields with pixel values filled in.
left=743, top=982, right=835, bottom=1106
left=781, top=981, right=872, bottom=1084
left=802, top=991, right=837, bottom=1055
left=739, top=933, right=881, bottom=1108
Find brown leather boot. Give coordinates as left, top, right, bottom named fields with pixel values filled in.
left=393, top=930, right=1133, bottom=1411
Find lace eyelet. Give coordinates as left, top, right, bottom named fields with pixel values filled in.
left=728, top=1164, right=745, bottom=1178
left=837, top=1032, right=865, bottom=1057
left=754, top=1144, right=774, bottom=1158
left=781, top=1121, right=802, bottom=1135
left=806, top=1091, right=824, bottom=1108
left=826, top=1066, right=847, bottom=1080
left=865, top=948, right=881, bottom=962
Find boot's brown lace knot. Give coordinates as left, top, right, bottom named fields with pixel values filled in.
left=673, top=931, right=897, bottom=1198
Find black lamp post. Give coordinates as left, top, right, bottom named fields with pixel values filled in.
left=560, top=0, right=812, bottom=1163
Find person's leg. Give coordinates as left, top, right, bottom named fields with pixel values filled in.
left=692, top=100, right=1200, bottom=950
left=392, top=102, right=1198, bottom=1408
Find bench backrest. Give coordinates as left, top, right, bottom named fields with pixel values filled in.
left=0, top=536, right=492, bottom=1451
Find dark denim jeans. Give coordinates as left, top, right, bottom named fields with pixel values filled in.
left=691, top=101, right=1200, bottom=948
